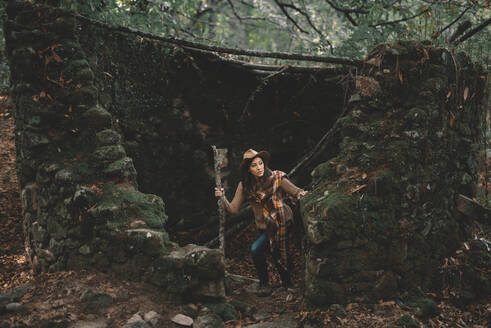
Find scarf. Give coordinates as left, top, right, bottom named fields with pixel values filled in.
left=247, top=170, right=288, bottom=271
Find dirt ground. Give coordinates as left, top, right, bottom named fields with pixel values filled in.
left=0, top=93, right=490, bottom=327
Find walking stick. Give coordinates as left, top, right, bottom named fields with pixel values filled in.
left=211, top=145, right=227, bottom=254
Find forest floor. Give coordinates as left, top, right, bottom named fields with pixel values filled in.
left=0, top=92, right=490, bottom=327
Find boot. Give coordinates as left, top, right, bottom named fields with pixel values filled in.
left=256, top=279, right=272, bottom=297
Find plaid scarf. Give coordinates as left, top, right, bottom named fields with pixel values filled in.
left=247, top=170, right=289, bottom=271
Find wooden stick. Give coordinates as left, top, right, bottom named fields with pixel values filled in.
left=211, top=145, right=226, bottom=254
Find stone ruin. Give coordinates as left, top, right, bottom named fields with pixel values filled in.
left=300, top=43, right=489, bottom=304
left=4, top=1, right=488, bottom=306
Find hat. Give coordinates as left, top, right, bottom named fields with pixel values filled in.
left=240, top=149, right=270, bottom=171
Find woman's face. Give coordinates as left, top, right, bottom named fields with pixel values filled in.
left=249, top=157, right=264, bottom=178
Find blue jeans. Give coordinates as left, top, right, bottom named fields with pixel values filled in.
left=250, top=229, right=291, bottom=286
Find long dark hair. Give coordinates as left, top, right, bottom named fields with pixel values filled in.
left=240, top=155, right=273, bottom=196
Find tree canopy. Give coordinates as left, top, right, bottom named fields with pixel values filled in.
left=43, top=0, right=490, bottom=62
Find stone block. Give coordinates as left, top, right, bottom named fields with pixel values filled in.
left=92, top=145, right=126, bottom=163
left=83, top=106, right=112, bottom=130
left=73, top=85, right=98, bottom=106
left=96, top=129, right=121, bottom=146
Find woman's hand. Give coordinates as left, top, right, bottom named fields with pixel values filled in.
left=297, top=190, right=307, bottom=200
left=214, top=187, right=225, bottom=198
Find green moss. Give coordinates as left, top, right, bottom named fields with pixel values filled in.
left=96, top=129, right=121, bottom=146
left=92, top=145, right=126, bottom=163
left=305, top=270, right=346, bottom=306
left=125, top=229, right=170, bottom=256
left=311, top=161, right=334, bottom=183
left=103, top=157, right=136, bottom=180
left=420, top=77, right=447, bottom=92
left=83, top=105, right=112, bottom=130
left=64, top=59, right=90, bottom=75
left=405, top=107, right=428, bottom=125
left=96, top=183, right=167, bottom=230
left=73, top=85, right=98, bottom=106
left=318, top=191, right=355, bottom=221
left=74, top=68, right=95, bottom=84
left=71, top=160, right=96, bottom=182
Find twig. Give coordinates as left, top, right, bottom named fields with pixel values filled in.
left=274, top=0, right=308, bottom=34
left=369, top=8, right=430, bottom=27
left=324, top=0, right=369, bottom=14
left=431, top=6, right=471, bottom=39
left=325, top=0, right=363, bottom=26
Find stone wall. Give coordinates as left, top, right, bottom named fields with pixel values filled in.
left=301, top=41, right=488, bottom=305
left=5, top=1, right=225, bottom=303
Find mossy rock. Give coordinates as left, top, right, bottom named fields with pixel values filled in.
left=48, top=17, right=77, bottom=37
left=204, top=302, right=239, bottom=321
left=96, top=129, right=121, bottom=146
left=148, top=246, right=226, bottom=302
left=103, top=157, right=137, bottom=182
left=74, top=68, right=95, bottom=84
left=305, top=271, right=346, bottom=306
left=311, top=161, right=335, bottom=182
left=82, top=105, right=112, bottom=130
left=70, top=161, right=96, bottom=182
left=420, top=77, right=447, bottom=92
left=73, top=85, right=98, bottom=106
left=125, top=229, right=170, bottom=256
left=95, top=183, right=167, bottom=230
left=92, top=145, right=126, bottom=163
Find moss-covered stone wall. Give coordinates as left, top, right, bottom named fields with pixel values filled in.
left=5, top=1, right=225, bottom=303
left=301, top=41, right=488, bottom=305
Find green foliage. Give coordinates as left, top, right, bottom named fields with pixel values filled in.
left=23, top=0, right=491, bottom=63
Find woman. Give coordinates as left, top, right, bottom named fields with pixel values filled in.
left=214, top=149, right=307, bottom=295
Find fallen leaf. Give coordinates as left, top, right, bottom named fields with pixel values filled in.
left=463, top=87, right=469, bottom=101
left=449, top=112, right=455, bottom=127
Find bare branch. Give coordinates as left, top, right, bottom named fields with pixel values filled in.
left=324, top=0, right=369, bottom=14
left=453, top=17, right=491, bottom=45
left=431, top=6, right=471, bottom=39
left=324, top=0, right=369, bottom=26
left=226, top=0, right=242, bottom=21
left=369, top=8, right=430, bottom=27
left=279, top=2, right=324, bottom=36
left=273, top=0, right=308, bottom=33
